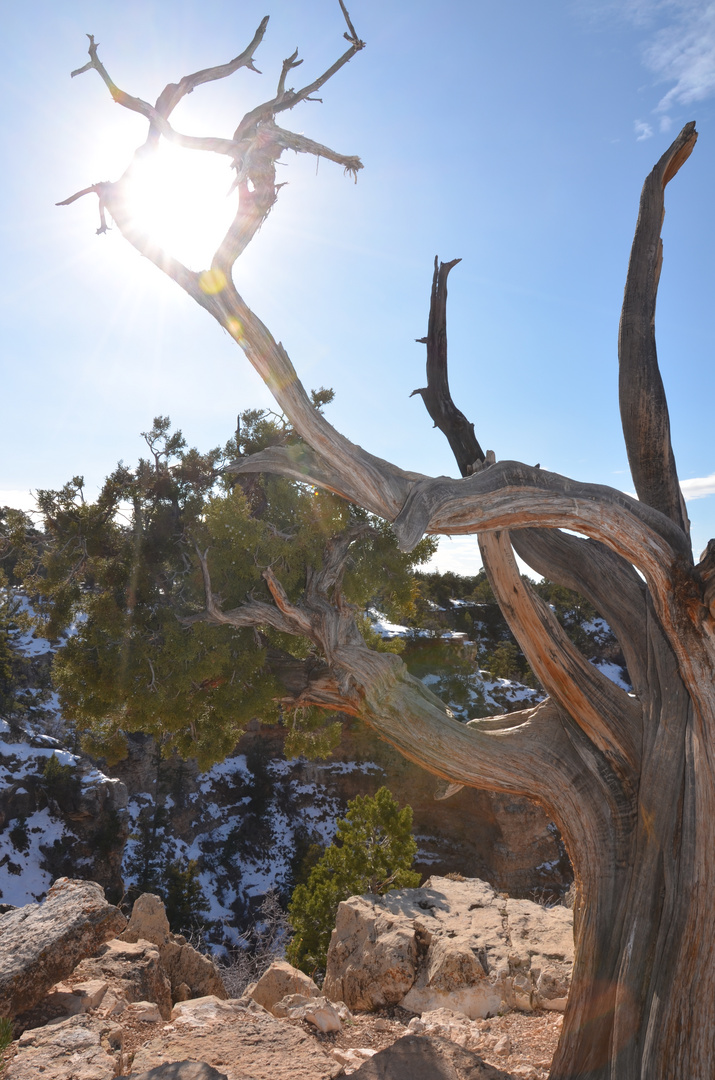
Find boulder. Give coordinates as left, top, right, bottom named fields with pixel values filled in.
left=120, top=894, right=226, bottom=1003
left=324, top=876, right=573, bottom=1018
left=0, top=878, right=126, bottom=1020
left=249, top=959, right=320, bottom=1015
left=5, top=1013, right=123, bottom=1080
left=72, top=937, right=172, bottom=1019
left=123, top=893, right=171, bottom=946
left=121, top=1066, right=228, bottom=1080
left=130, top=1000, right=342, bottom=1079
left=349, top=1034, right=513, bottom=1079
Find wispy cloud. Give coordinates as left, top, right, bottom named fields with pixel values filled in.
left=644, top=2, right=715, bottom=119
left=680, top=472, right=715, bottom=500
left=580, top=2, right=715, bottom=137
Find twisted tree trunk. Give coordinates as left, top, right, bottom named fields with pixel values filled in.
left=60, top=14, right=715, bottom=1076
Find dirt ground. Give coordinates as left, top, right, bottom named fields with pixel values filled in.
left=301, top=1004, right=563, bottom=1078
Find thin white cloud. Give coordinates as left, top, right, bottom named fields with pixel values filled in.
left=579, top=2, right=715, bottom=137
left=680, top=472, right=715, bottom=500
left=645, top=3, right=715, bottom=116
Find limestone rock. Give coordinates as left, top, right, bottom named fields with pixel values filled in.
left=72, top=937, right=172, bottom=1019
left=5, top=1012, right=123, bottom=1080
left=120, top=894, right=226, bottom=1003
left=249, top=959, right=320, bottom=1015
left=322, top=898, right=418, bottom=1011
left=324, top=876, right=573, bottom=1018
left=0, top=878, right=126, bottom=1020
left=170, top=995, right=254, bottom=1026
left=123, top=893, right=171, bottom=946
left=275, top=994, right=343, bottom=1032
left=126, top=999, right=163, bottom=1022
left=130, top=1004, right=341, bottom=1079
left=349, top=1033, right=513, bottom=1079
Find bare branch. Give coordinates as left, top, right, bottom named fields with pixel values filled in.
left=391, top=460, right=691, bottom=581
left=338, top=0, right=363, bottom=47
left=150, top=17, right=269, bottom=134
left=275, top=48, right=303, bottom=102
left=619, top=122, right=697, bottom=540
left=479, top=530, right=641, bottom=772
left=56, top=184, right=99, bottom=207
left=70, top=34, right=246, bottom=158
left=412, top=257, right=484, bottom=475
left=511, top=528, right=650, bottom=698
left=233, top=36, right=364, bottom=143
left=267, top=121, right=362, bottom=179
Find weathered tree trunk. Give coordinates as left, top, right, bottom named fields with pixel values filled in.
left=61, top=17, right=715, bottom=1076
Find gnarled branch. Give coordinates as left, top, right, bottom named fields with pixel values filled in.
left=479, top=530, right=641, bottom=773
left=619, top=122, right=696, bottom=540
left=510, top=528, right=649, bottom=698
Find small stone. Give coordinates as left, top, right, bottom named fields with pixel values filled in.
left=99, top=992, right=127, bottom=1016
left=493, top=1034, right=512, bottom=1056
left=128, top=1000, right=163, bottom=1022
left=74, top=979, right=109, bottom=1011
left=284, top=995, right=342, bottom=1033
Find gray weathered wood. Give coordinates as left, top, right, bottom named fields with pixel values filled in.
left=61, top=20, right=715, bottom=1075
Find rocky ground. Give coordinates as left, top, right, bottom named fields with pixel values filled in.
left=304, top=1005, right=563, bottom=1078
left=0, top=877, right=573, bottom=1079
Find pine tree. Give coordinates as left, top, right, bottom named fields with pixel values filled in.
left=286, top=787, right=420, bottom=973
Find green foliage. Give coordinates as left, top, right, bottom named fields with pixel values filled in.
left=125, top=804, right=168, bottom=894
left=163, top=858, right=209, bottom=933
left=41, top=753, right=80, bottom=804
left=12, top=406, right=433, bottom=770
left=286, top=786, right=420, bottom=973
left=0, top=1015, right=13, bottom=1054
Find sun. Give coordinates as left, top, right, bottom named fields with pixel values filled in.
left=125, top=143, right=237, bottom=270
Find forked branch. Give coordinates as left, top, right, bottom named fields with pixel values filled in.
left=412, top=257, right=485, bottom=475
left=61, top=6, right=364, bottom=280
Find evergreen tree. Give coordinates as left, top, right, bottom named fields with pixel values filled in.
left=286, top=787, right=420, bottom=973
left=164, top=858, right=209, bottom=933
left=15, top=409, right=435, bottom=769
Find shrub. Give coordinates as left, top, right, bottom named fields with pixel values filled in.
left=286, top=786, right=420, bottom=974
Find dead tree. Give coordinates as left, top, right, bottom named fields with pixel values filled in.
left=61, top=9, right=715, bottom=1078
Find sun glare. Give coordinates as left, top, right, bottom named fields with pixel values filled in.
left=126, top=143, right=237, bottom=270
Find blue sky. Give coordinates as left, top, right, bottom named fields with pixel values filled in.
left=2, top=0, right=715, bottom=575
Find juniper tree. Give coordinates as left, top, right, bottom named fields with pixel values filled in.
left=61, top=7, right=715, bottom=1077
left=18, top=412, right=433, bottom=768
left=287, top=786, right=419, bottom=972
